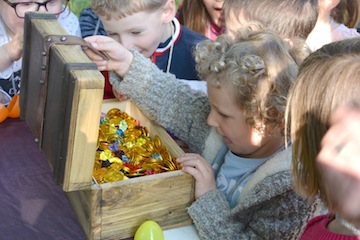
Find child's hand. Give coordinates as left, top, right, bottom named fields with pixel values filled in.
left=0, top=31, right=23, bottom=71
left=112, top=88, right=128, bottom=101
left=317, top=104, right=360, bottom=220
left=6, top=30, right=23, bottom=62
left=83, top=36, right=134, bottom=77
left=177, top=153, right=216, bottom=199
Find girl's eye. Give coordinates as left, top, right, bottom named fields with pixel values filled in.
left=132, top=31, right=141, bottom=35
left=19, top=2, right=34, bottom=6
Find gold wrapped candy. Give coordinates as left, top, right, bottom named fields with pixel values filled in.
left=93, top=108, right=180, bottom=184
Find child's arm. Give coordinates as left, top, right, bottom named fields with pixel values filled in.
left=84, top=36, right=212, bottom=155
left=0, top=31, right=23, bottom=72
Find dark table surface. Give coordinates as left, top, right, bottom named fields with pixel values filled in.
left=0, top=119, right=86, bottom=240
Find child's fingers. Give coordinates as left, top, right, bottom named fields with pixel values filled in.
left=181, top=165, right=201, bottom=179
left=177, top=155, right=209, bottom=175
left=177, top=153, right=202, bottom=162
left=85, top=35, right=121, bottom=53
left=82, top=46, right=106, bottom=61
left=181, top=165, right=210, bottom=185
left=177, top=155, right=201, bottom=167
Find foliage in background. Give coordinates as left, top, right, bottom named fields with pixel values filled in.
left=69, top=0, right=90, bottom=17
left=69, top=0, right=182, bottom=17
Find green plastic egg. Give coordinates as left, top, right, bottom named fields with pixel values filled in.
left=134, top=220, right=164, bottom=240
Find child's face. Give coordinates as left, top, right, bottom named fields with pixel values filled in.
left=0, top=1, right=24, bottom=37
left=0, top=0, right=64, bottom=38
left=207, top=84, right=279, bottom=158
left=202, top=0, right=224, bottom=26
left=101, top=10, right=170, bottom=58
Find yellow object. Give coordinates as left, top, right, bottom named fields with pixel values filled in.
left=134, top=220, right=164, bottom=240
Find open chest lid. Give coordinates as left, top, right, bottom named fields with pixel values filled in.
left=20, top=13, right=105, bottom=192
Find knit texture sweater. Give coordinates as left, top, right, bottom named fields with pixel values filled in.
left=188, top=145, right=320, bottom=239
left=110, top=50, right=322, bottom=239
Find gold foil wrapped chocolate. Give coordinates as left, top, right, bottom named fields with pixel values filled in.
left=93, top=108, right=181, bottom=183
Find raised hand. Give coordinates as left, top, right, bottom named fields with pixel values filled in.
left=0, top=30, right=23, bottom=71
left=83, top=35, right=134, bottom=77
left=317, top=104, right=360, bottom=220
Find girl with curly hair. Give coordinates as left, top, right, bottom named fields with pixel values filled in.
left=84, top=24, right=321, bottom=239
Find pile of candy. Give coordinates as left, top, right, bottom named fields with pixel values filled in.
left=93, top=108, right=180, bottom=183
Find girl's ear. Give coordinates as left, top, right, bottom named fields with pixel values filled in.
left=319, top=0, right=341, bottom=12
left=162, top=0, right=176, bottom=23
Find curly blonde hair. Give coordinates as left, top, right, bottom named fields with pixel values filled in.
left=195, top=25, right=304, bottom=136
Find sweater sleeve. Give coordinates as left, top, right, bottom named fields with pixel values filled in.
left=188, top=172, right=320, bottom=240
left=109, top=50, right=212, bottom=156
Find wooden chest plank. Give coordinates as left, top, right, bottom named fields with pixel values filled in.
left=21, top=13, right=104, bottom=191
left=21, top=13, right=195, bottom=240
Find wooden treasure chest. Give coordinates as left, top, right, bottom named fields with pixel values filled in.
left=20, top=12, right=195, bottom=240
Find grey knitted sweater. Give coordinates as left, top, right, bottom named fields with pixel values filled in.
left=110, top=50, right=321, bottom=239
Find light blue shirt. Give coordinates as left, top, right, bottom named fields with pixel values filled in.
left=216, top=151, right=267, bottom=208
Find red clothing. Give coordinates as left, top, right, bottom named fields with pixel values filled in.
left=206, top=20, right=224, bottom=41
left=102, top=71, right=115, bottom=99
left=301, top=214, right=360, bottom=240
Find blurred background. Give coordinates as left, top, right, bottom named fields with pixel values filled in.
left=69, top=0, right=182, bottom=17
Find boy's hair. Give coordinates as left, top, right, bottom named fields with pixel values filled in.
left=177, top=0, right=211, bottom=35
left=223, top=0, right=318, bottom=40
left=194, top=24, right=302, bottom=136
left=90, top=0, right=168, bottom=20
left=286, top=38, right=360, bottom=208
left=331, top=0, right=360, bottom=28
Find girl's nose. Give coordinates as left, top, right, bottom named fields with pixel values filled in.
left=38, top=5, right=47, bottom=12
left=207, top=110, right=218, bottom=128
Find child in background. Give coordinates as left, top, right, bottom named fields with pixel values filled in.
left=90, top=0, right=206, bottom=81
left=84, top=24, right=320, bottom=239
left=286, top=38, right=360, bottom=238
left=224, top=0, right=318, bottom=41
left=306, top=0, right=360, bottom=51
left=0, top=0, right=81, bottom=103
left=90, top=0, right=207, bottom=151
left=83, top=0, right=320, bottom=173
left=176, top=0, right=225, bottom=40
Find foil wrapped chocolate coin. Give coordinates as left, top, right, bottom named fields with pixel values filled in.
left=93, top=108, right=181, bottom=183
